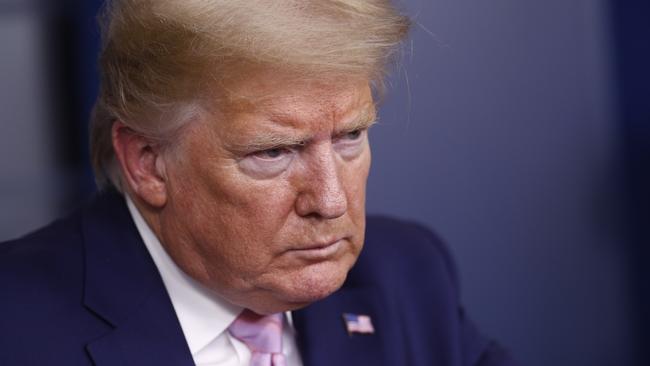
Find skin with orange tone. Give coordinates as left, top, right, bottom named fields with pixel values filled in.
left=112, top=72, right=376, bottom=314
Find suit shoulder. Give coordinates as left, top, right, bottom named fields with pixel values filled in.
left=358, top=216, right=519, bottom=366
left=0, top=209, right=109, bottom=364
left=365, top=215, right=446, bottom=249
left=0, top=212, right=85, bottom=301
left=365, top=215, right=457, bottom=270
left=357, top=215, right=459, bottom=290
left=1, top=210, right=83, bottom=259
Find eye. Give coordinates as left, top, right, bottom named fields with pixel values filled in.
left=334, top=128, right=367, bottom=159
left=343, top=129, right=363, bottom=141
left=252, top=147, right=292, bottom=161
left=239, top=146, right=295, bottom=178
left=336, top=128, right=366, bottom=144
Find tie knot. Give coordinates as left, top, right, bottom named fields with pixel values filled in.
left=228, top=309, right=284, bottom=355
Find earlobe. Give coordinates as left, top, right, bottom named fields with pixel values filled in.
left=111, top=121, right=168, bottom=208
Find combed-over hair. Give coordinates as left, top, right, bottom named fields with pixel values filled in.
left=90, top=0, right=411, bottom=189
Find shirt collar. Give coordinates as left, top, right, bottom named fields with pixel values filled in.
left=125, top=195, right=243, bottom=355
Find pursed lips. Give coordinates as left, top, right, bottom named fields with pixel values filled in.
left=293, top=236, right=347, bottom=250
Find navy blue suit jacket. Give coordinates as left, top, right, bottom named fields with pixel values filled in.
left=0, top=190, right=517, bottom=365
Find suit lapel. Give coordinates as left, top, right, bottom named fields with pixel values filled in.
left=293, top=286, right=402, bottom=366
left=85, top=287, right=194, bottom=366
left=80, top=190, right=194, bottom=366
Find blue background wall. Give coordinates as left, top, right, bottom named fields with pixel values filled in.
left=0, top=1, right=646, bottom=365
left=367, top=1, right=633, bottom=365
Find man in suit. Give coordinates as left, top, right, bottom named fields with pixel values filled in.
left=1, top=1, right=518, bottom=365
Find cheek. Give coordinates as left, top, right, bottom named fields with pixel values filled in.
left=165, top=148, right=297, bottom=269
left=187, top=162, right=298, bottom=252
left=181, top=141, right=294, bottom=217
left=210, top=172, right=297, bottom=229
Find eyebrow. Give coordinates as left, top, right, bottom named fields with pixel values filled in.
left=335, top=105, right=378, bottom=135
left=230, top=104, right=378, bottom=152
left=231, top=133, right=308, bottom=152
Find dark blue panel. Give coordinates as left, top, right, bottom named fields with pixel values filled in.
left=46, top=0, right=103, bottom=205
left=610, top=2, right=650, bottom=365
left=74, top=0, right=104, bottom=196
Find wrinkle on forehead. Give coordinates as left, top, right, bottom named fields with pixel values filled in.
left=264, top=96, right=375, bottom=131
left=218, top=70, right=372, bottom=115
left=222, top=103, right=377, bottom=154
left=201, top=75, right=375, bottom=156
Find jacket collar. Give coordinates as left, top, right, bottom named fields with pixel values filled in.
left=80, top=189, right=194, bottom=366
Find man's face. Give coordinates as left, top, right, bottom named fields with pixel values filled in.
left=158, top=73, right=374, bottom=314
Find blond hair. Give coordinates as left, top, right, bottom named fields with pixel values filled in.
left=91, top=0, right=410, bottom=189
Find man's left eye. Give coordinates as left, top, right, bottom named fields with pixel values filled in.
left=344, top=130, right=363, bottom=140
left=253, top=147, right=292, bottom=161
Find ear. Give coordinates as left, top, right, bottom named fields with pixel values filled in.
left=112, top=121, right=168, bottom=208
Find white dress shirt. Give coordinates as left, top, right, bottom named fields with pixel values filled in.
left=126, top=196, right=303, bottom=366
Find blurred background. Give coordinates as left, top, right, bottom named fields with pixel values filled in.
left=0, top=0, right=647, bottom=365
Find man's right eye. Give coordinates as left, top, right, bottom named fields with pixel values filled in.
left=238, top=147, right=295, bottom=178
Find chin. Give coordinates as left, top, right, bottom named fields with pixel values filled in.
left=279, top=261, right=352, bottom=307
left=241, top=269, right=349, bottom=314
left=236, top=254, right=359, bottom=314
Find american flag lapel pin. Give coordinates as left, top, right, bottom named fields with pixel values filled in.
left=342, top=313, right=375, bottom=335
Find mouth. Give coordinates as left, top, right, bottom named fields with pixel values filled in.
left=289, top=238, right=346, bottom=260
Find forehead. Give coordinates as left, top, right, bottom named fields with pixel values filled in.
left=216, top=71, right=375, bottom=129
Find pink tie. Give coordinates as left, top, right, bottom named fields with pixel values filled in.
left=228, top=309, right=287, bottom=366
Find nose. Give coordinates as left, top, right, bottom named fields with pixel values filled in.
left=295, top=146, right=348, bottom=219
